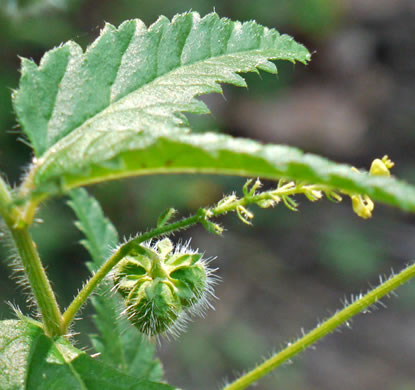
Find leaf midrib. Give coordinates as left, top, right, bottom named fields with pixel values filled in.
left=55, top=343, right=88, bottom=390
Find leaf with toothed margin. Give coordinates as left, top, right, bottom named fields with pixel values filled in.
left=15, top=11, right=415, bottom=214
left=0, top=317, right=176, bottom=390
left=68, top=188, right=164, bottom=381
left=13, top=11, right=309, bottom=156
left=68, top=188, right=118, bottom=271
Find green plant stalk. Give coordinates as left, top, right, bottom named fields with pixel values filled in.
left=223, top=262, right=415, bottom=390
left=61, top=183, right=328, bottom=332
left=61, top=243, right=134, bottom=332
left=16, top=168, right=48, bottom=226
left=0, top=175, right=12, bottom=221
left=1, top=175, right=63, bottom=336
left=9, top=226, right=63, bottom=337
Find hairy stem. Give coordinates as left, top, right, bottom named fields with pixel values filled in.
left=61, top=242, right=133, bottom=332
left=10, top=227, right=63, bottom=336
left=1, top=175, right=63, bottom=336
left=0, top=175, right=12, bottom=221
left=223, top=262, right=415, bottom=390
left=61, top=182, right=328, bottom=332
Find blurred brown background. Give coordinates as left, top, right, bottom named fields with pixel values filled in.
left=1, top=1, right=415, bottom=389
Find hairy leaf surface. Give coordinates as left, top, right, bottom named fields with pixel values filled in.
left=34, top=130, right=415, bottom=212
left=68, top=189, right=163, bottom=381
left=0, top=318, right=174, bottom=390
left=13, top=11, right=309, bottom=156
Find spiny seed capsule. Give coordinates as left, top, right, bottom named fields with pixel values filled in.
left=112, top=238, right=215, bottom=336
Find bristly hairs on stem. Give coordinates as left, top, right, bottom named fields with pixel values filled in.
left=0, top=220, right=38, bottom=315
left=223, top=261, right=415, bottom=390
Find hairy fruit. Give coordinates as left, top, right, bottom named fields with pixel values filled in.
left=113, top=238, right=214, bottom=336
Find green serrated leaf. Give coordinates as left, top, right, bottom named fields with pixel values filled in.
left=34, top=130, right=415, bottom=213
left=0, top=318, right=175, bottom=390
left=13, top=11, right=309, bottom=157
left=68, top=188, right=118, bottom=271
left=90, top=295, right=164, bottom=381
left=68, top=189, right=164, bottom=381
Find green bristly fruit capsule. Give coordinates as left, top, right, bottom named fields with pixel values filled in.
left=113, top=238, right=214, bottom=336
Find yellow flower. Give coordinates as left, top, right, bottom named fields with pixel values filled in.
left=369, top=155, right=394, bottom=177
left=350, top=156, right=394, bottom=219
left=351, top=194, right=374, bottom=219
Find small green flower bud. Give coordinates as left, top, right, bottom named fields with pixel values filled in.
left=157, top=208, right=177, bottom=227
left=243, top=178, right=262, bottom=197
left=113, top=238, right=215, bottom=336
left=201, top=218, right=224, bottom=235
left=236, top=205, right=254, bottom=224
left=257, top=199, right=277, bottom=208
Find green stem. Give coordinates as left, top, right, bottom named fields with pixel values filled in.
left=61, top=243, right=131, bottom=332
left=0, top=175, right=12, bottom=221
left=61, top=183, right=329, bottom=331
left=14, top=166, right=48, bottom=226
left=223, top=262, right=415, bottom=390
left=10, top=227, right=63, bottom=336
left=1, top=174, right=62, bottom=336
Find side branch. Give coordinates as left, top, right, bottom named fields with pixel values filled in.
left=223, top=262, right=415, bottom=390
left=61, top=180, right=335, bottom=332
